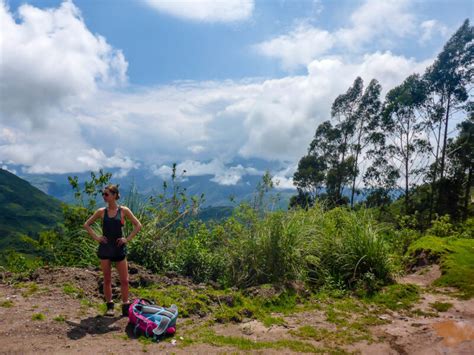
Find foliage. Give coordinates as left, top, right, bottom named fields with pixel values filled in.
left=408, top=236, right=474, bottom=298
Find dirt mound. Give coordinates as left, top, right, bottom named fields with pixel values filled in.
left=28, top=262, right=197, bottom=300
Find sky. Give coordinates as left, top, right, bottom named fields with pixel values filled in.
left=0, top=0, right=472, bottom=188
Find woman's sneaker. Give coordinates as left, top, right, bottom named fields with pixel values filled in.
left=105, top=302, right=115, bottom=316
left=121, top=302, right=131, bottom=317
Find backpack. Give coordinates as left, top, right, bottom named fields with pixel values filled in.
left=128, top=299, right=178, bottom=341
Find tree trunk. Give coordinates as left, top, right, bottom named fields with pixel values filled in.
left=463, top=165, right=473, bottom=220
left=405, top=120, right=410, bottom=214
left=440, top=94, right=451, bottom=181
left=350, top=120, right=365, bottom=208
left=429, top=110, right=444, bottom=222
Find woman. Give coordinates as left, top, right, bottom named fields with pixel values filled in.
left=83, top=184, right=142, bottom=317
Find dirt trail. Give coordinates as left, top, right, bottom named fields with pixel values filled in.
left=0, top=264, right=473, bottom=354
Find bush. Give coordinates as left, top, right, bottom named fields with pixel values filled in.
left=303, top=205, right=393, bottom=292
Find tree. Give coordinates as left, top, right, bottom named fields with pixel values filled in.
left=424, top=19, right=473, bottom=211
left=293, top=154, right=327, bottom=202
left=331, top=77, right=363, bottom=204
left=443, top=113, right=474, bottom=220
left=382, top=74, right=430, bottom=213
left=350, top=79, right=382, bottom=207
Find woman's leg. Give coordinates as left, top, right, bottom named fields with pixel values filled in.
left=116, top=258, right=129, bottom=303
left=100, top=259, right=112, bottom=303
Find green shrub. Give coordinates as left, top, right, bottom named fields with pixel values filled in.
left=304, top=206, right=393, bottom=292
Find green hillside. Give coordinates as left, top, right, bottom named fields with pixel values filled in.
left=0, top=169, right=63, bottom=250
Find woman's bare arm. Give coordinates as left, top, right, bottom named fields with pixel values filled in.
left=83, top=209, right=106, bottom=243
left=122, top=206, right=142, bottom=243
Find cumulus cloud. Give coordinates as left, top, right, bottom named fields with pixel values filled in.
left=143, top=0, right=254, bottom=22
left=255, top=24, right=334, bottom=70
left=336, top=0, right=416, bottom=50
left=0, top=0, right=127, bottom=127
left=0, top=0, right=133, bottom=175
left=255, top=0, right=420, bottom=69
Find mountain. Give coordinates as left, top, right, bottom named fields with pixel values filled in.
left=17, top=163, right=297, bottom=209
left=0, top=169, right=63, bottom=251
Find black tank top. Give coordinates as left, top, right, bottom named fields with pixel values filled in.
left=102, top=206, right=123, bottom=240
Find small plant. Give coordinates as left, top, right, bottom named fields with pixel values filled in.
left=366, top=284, right=420, bottom=311
left=16, top=282, right=39, bottom=298
left=430, top=302, right=453, bottom=312
left=32, top=313, right=45, bottom=321
left=53, top=315, right=67, bottom=322
left=0, top=300, right=13, bottom=308
left=63, top=283, right=84, bottom=299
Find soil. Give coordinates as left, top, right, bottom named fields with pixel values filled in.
left=0, top=263, right=473, bottom=354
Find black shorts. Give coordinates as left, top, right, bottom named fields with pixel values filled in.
left=99, top=254, right=126, bottom=262
left=97, top=242, right=127, bottom=262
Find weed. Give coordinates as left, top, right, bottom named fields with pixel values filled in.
left=429, top=302, right=453, bottom=312
left=0, top=300, right=13, bottom=308
left=32, top=313, right=45, bottom=321
left=365, top=284, right=420, bottom=311
left=53, top=315, right=67, bottom=322
left=63, top=283, right=85, bottom=299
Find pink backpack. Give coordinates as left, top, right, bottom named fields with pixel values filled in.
left=128, top=299, right=178, bottom=341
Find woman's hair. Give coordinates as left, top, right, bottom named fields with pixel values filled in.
left=104, top=184, right=120, bottom=200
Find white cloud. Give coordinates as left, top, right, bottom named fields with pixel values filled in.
left=337, top=0, right=416, bottom=50
left=0, top=1, right=127, bottom=127
left=272, top=164, right=297, bottom=190
left=0, top=0, right=435, bottom=184
left=419, top=20, right=450, bottom=44
left=143, top=0, right=254, bottom=22
left=151, top=159, right=261, bottom=185
left=0, top=0, right=133, bottom=175
left=255, top=0, right=420, bottom=69
left=255, top=24, right=334, bottom=70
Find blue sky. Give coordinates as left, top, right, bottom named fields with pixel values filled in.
left=0, top=0, right=472, bottom=188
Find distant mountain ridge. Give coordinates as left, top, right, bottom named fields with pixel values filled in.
left=0, top=169, right=63, bottom=250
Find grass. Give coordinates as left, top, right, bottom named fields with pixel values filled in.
left=184, top=329, right=346, bottom=354
left=365, top=284, right=420, bottom=311
left=429, top=302, right=453, bottom=312
left=262, top=315, right=286, bottom=327
left=408, top=236, right=474, bottom=298
left=130, top=284, right=319, bottom=325
left=291, top=325, right=372, bottom=346
left=32, top=313, right=45, bottom=321
left=62, top=283, right=85, bottom=299
left=53, top=314, right=67, bottom=322
left=0, top=300, right=13, bottom=308
left=14, top=282, right=39, bottom=297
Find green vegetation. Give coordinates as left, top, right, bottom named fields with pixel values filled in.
left=408, top=236, right=474, bottom=298
left=184, top=329, right=341, bottom=354
left=14, top=282, right=40, bottom=298
left=0, top=300, right=13, bottom=308
left=53, top=315, right=67, bottom=322
left=365, top=284, right=420, bottom=311
left=63, top=283, right=85, bottom=299
left=0, top=169, right=62, bottom=252
left=130, top=284, right=317, bottom=322
left=429, top=302, right=453, bottom=312
left=31, top=313, right=45, bottom=321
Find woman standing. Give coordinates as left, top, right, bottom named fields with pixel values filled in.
left=83, top=184, right=142, bottom=316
